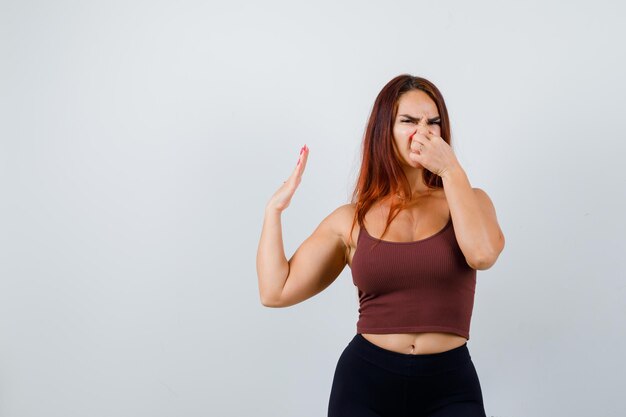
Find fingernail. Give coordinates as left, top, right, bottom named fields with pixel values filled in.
left=300, top=147, right=304, bottom=155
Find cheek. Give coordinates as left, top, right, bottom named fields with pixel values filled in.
left=394, top=125, right=414, bottom=138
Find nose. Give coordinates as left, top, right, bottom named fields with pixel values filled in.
left=415, top=120, right=429, bottom=134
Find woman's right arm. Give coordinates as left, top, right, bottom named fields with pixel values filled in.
left=257, top=206, right=290, bottom=306
left=256, top=145, right=348, bottom=307
left=257, top=205, right=348, bottom=308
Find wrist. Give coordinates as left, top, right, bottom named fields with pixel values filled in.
left=440, top=163, right=464, bottom=181
left=265, top=205, right=283, bottom=217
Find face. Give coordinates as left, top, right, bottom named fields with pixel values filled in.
left=392, top=89, right=441, bottom=168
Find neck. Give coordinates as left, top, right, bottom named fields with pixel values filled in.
left=395, top=187, right=433, bottom=202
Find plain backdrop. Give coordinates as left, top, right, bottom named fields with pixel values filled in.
left=1, top=0, right=625, bottom=416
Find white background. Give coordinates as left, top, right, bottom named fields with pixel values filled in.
left=1, top=1, right=625, bottom=416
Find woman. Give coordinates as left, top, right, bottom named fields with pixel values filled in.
left=257, top=74, right=505, bottom=417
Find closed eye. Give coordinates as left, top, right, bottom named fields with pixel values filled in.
left=401, top=119, right=441, bottom=125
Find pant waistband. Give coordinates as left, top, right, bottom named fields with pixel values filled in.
left=348, top=333, right=472, bottom=376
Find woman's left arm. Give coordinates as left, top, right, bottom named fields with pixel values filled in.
left=441, top=165, right=505, bottom=270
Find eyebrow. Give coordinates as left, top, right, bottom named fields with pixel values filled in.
left=398, top=114, right=441, bottom=122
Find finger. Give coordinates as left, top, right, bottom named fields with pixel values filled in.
left=293, top=144, right=308, bottom=177
left=410, top=138, right=423, bottom=152
left=409, top=149, right=422, bottom=161
left=294, top=144, right=306, bottom=166
left=426, top=130, right=440, bottom=140
left=299, top=144, right=309, bottom=166
left=412, top=129, right=429, bottom=141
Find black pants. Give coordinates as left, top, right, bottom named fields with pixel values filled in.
left=327, top=334, right=487, bottom=417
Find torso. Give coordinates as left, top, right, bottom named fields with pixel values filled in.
left=343, top=189, right=468, bottom=355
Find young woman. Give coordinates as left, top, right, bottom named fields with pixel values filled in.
left=257, top=74, right=505, bottom=417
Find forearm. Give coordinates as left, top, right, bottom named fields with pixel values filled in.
left=256, top=207, right=290, bottom=305
left=441, top=165, right=496, bottom=268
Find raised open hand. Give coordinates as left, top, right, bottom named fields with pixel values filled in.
left=266, top=144, right=309, bottom=212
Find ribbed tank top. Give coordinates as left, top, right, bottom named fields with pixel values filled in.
left=351, top=213, right=477, bottom=340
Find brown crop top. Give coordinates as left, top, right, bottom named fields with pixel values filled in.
left=351, top=213, right=477, bottom=340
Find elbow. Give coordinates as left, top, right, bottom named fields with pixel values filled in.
left=260, top=300, right=281, bottom=308
left=468, top=235, right=505, bottom=270
left=468, top=248, right=502, bottom=270
left=260, top=294, right=283, bottom=308
left=467, top=250, right=496, bottom=270
left=468, top=257, right=495, bottom=271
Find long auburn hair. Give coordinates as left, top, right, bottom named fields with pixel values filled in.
left=345, top=74, right=452, bottom=257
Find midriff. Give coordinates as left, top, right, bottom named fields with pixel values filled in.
left=360, top=332, right=468, bottom=355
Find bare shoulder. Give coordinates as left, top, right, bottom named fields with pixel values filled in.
left=471, top=186, right=505, bottom=242
left=323, top=203, right=357, bottom=230
left=471, top=187, right=498, bottom=213
left=321, top=203, right=357, bottom=249
left=329, top=202, right=357, bottom=221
